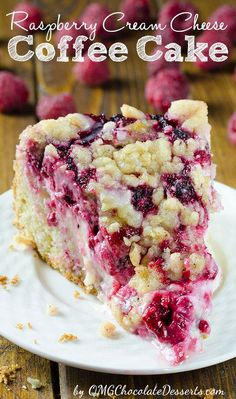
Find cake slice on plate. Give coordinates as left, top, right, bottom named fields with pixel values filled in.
left=14, top=100, right=220, bottom=364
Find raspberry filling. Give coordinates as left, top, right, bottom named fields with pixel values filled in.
left=198, top=319, right=211, bottom=334
left=163, top=174, right=197, bottom=204
left=143, top=290, right=194, bottom=345
left=131, top=185, right=155, bottom=215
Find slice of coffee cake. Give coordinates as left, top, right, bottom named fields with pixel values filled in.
left=14, top=100, right=220, bottom=363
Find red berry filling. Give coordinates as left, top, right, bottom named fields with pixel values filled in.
left=77, top=168, right=96, bottom=189
left=78, top=115, right=107, bottom=145
left=110, top=114, right=136, bottom=127
left=172, top=127, right=191, bottom=141
left=163, top=174, right=197, bottom=204
left=198, top=319, right=211, bottom=334
left=131, top=185, right=155, bottom=215
left=98, top=229, right=135, bottom=284
left=194, top=150, right=211, bottom=165
left=143, top=291, right=194, bottom=345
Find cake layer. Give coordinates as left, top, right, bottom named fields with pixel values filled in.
left=14, top=100, right=220, bottom=364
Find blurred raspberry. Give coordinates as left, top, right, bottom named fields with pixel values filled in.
left=81, top=3, right=115, bottom=38
left=157, top=1, right=197, bottom=47
left=0, top=71, right=29, bottom=113
left=208, top=5, right=236, bottom=44
left=73, top=55, right=110, bottom=86
left=147, top=46, right=180, bottom=76
left=196, top=31, right=232, bottom=71
left=120, top=0, right=150, bottom=24
left=36, top=93, right=76, bottom=120
left=55, top=22, right=89, bottom=55
left=227, top=112, right=236, bottom=145
left=145, top=68, right=189, bottom=113
left=13, top=2, right=42, bottom=31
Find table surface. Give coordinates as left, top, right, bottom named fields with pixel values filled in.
left=0, top=0, right=236, bottom=398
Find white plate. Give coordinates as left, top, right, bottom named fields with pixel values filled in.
left=0, top=182, right=235, bottom=375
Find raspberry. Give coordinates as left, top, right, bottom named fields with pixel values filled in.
left=208, top=5, right=236, bottom=44
left=196, top=31, right=232, bottom=71
left=172, top=127, right=190, bottom=141
left=73, top=55, right=110, bottom=86
left=157, top=1, right=197, bottom=47
left=36, top=93, right=76, bottom=120
left=55, top=22, right=89, bottom=55
left=77, top=168, right=96, bottom=188
left=120, top=0, right=150, bottom=24
left=0, top=71, right=29, bottom=113
left=143, top=291, right=194, bottom=345
left=80, top=3, right=115, bottom=38
left=131, top=185, right=155, bottom=215
left=194, top=150, right=211, bottom=166
left=164, top=174, right=197, bottom=204
left=227, top=112, right=236, bottom=145
left=198, top=319, right=211, bottom=334
left=99, top=229, right=134, bottom=284
left=13, top=2, right=42, bottom=31
left=147, top=46, right=180, bottom=76
left=145, top=69, right=189, bottom=113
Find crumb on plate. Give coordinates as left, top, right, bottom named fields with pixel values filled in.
left=47, top=304, right=59, bottom=316
left=58, top=333, right=78, bottom=343
left=10, top=274, right=20, bottom=286
left=100, top=321, right=117, bottom=338
left=73, top=290, right=81, bottom=299
left=16, top=323, right=24, bottom=330
left=0, top=275, right=8, bottom=287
